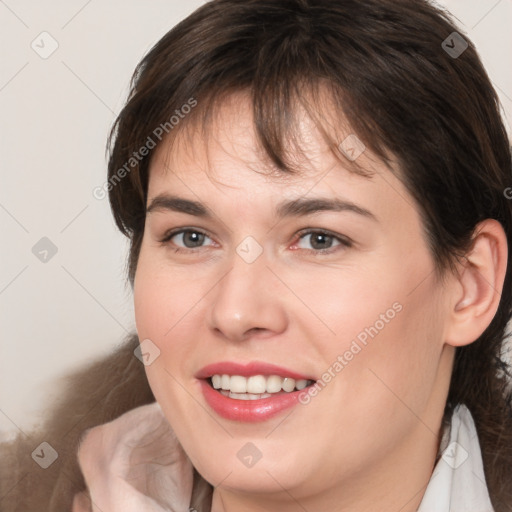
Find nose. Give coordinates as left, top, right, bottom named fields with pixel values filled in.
left=207, top=249, right=288, bottom=342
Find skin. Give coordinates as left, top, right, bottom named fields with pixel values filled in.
left=131, top=92, right=507, bottom=512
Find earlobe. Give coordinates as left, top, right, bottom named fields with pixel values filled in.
left=445, top=219, right=508, bottom=348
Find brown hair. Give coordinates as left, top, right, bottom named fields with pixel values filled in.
left=107, top=0, right=512, bottom=509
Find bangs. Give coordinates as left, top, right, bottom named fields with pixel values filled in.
left=152, top=79, right=381, bottom=184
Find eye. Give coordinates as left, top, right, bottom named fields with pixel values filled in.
left=159, top=228, right=351, bottom=255
left=293, top=229, right=351, bottom=253
left=160, top=228, right=214, bottom=252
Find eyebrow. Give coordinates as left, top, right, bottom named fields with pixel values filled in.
left=146, top=194, right=377, bottom=221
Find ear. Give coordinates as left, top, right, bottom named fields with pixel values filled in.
left=444, top=219, right=508, bottom=347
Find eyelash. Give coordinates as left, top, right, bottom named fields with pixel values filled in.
left=159, top=228, right=353, bottom=255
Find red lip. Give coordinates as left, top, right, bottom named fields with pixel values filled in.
left=195, top=361, right=314, bottom=380
left=196, top=361, right=316, bottom=422
left=199, top=380, right=308, bottom=422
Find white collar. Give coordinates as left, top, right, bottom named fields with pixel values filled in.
left=417, top=404, right=494, bottom=512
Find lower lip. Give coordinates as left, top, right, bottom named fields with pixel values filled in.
left=199, top=380, right=306, bottom=422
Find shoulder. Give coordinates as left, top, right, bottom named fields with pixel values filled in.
left=0, top=333, right=154, bottom=512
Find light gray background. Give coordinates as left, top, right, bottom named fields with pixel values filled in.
left=1, top=0, right=511, bottom=439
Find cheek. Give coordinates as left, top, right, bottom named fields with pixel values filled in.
left=133, top=249, right=211, bottom=401
left=133, top=249, right=201, bottom=342
left=306, top=250, right=447, bottom=419
left=334, top=273, right=447, bottom=423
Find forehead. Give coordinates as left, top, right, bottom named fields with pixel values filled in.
left=149, top=91, right=386, bottom=193
left=144, top=94, right=428, bottom=257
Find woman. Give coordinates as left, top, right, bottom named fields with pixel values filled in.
left=1, top=0, right=511, bottom=511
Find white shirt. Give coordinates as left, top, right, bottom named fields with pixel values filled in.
left=418, top=404, right=494, bottom=512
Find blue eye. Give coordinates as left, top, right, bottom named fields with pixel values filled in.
left=295, top=230, right=351, bottom=253
left=160, top=228, right=351, bottom=255
left=161, top=229, right=213, bottom=252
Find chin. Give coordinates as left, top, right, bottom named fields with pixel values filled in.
left=200, top=462, right=305, bottom=495
left=190, top=436, right=315, bottom=493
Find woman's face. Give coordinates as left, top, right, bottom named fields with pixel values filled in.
left=134, top=93, right=454, bottom=504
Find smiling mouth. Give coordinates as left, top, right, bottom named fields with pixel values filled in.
left=207, top=374, right=316, bottom=400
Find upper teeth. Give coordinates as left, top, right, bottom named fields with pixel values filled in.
left=211, top=374, right=310, bottom=394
